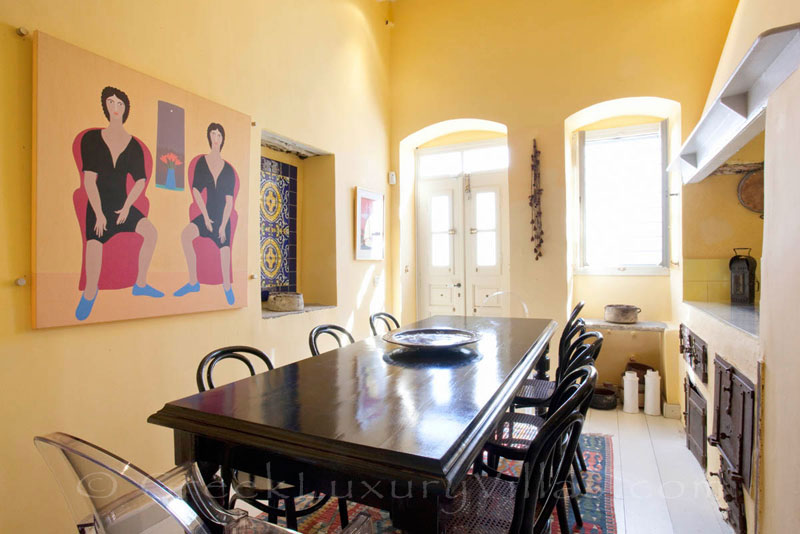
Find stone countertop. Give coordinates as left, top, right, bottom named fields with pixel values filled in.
left=261, top=303, right=335, bottom=320
left=584, top=318, right=668, bottom=332
left=683, top=301, right=759, bottom=338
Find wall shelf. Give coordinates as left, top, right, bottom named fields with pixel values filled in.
left=669, top=23, right=800, bottom=184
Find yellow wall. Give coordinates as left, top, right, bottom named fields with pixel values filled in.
left=0, top=1, right=390, bottom=532
left=683, top=133, right=765, bottom=260
left=762, top=66, right=800, bottom=534
left=390, top=0, right=737, bottom=338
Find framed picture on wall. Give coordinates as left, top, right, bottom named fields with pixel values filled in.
left=355, top=187, right=384, bottom=260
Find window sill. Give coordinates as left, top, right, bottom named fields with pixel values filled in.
left=261, top=303, right=335, bottom=320
left=574, top=266, right=670, bottom=276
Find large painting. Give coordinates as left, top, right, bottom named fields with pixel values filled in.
left=33, top=33, right=250, bottom=328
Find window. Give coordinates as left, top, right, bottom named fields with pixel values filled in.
left=417, top=141, right=508, bottom=180
left=579, top=122, right=668, bottom=273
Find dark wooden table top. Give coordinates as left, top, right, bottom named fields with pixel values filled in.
left=149, top=316, right=556, bottom=490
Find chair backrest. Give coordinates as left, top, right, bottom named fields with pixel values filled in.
left=509, top=365, right=596, bottom=534
left=309, top=324, right=355, bottom=356
left=35, top=432, right=219, bottom=534
left=558, top=301, right=586, bottom=359
left=369, top=312, right=400, bottom=336
left=34, top=433, right=317, bottom=534
left=547, top=362, right=598, bottom=419
left=556, top=318, right=586, bottom=370
left=556, top=330, right=602, bottom=384
left=196, top=346, right=275, bottom=392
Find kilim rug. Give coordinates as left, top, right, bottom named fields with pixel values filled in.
left=259, top=433, right=615, bottom=533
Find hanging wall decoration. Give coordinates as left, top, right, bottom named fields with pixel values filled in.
left=32, top=32, right=250, bottom=328
left=529, top=139, right=544, bottom=260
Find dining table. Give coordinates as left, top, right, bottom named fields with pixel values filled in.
left=148, top=315, right=556, bottom=534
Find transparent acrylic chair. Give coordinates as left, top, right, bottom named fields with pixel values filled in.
left=478, top=290, right=530, bottom=318
left=35, top=432, right=374, bottom=534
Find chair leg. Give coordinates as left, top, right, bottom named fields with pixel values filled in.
left=556, top=493, right=570, bottom=533
left=567, top=478, right=583, bottom=528
left=572, top=457, right=587, bottom=495
left=284, top=498, right=298, bottom=531
left=576, top=443, right=588, bottom=472
left=267, top=496, right=280, bottom=524
left=489, top=451, right=500, bottom=471
left=338, top=497, right=349, bottom=527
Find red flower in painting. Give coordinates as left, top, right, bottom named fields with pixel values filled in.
left=159, top=152, right=183, bottom=169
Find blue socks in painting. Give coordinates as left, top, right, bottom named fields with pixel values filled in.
left=75, top=293, right=96, bottom=321
left=132, top=284, right=165, bottom=298
left=224, top=287, right=235, bottom=305
left=173, top=282, right=200, bottom=297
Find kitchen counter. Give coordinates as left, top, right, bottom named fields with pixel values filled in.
left=684, top=301, right=759, bottom=338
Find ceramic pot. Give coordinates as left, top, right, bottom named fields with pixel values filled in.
left=265, top=292, right=304, bottom=312
left=604, top=304, right=641, bottom=324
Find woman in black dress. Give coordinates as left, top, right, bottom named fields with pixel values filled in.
left=174, top=123, right=237, bottom=305
left=75, top=86, right=162, bottom=321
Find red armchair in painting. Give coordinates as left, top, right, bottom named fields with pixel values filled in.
left=72, top=128, right=153, bottom=290
left=187, top=155, right=239, bottom=284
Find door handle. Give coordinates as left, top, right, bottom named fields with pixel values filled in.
left=450, top=282, right=462, bottom=288
left=470, top=228, right=478, bottom=234
left=448, top=229, right=457, bottom=235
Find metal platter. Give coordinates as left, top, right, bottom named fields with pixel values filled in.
left=382, top=327, right=481, bottom=349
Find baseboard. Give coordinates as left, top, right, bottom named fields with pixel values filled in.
left=663, top=402, right=681, bottom=419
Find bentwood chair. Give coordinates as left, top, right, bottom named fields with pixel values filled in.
left=440, top=365, right=595, bottom=534
left=196, top=346, right=349, bottom=529
left=512, top=301, right=586, bottom=412
left=309, top=324, right=355, bottom=356
left=369, top=312, right=400, bottom=336
left=34, top=432, right=299, bottom=534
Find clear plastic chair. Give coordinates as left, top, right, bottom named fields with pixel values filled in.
left=33, top=432, right=312, bottom=534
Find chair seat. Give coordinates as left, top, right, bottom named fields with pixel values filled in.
left=440, top=474, right=517, bottom=533
left=513, top=378, right=555, bottom=407
left=485, top=412, right=545, bottom=460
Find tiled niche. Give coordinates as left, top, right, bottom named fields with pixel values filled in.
left=260, top=157, right=297, bottom=293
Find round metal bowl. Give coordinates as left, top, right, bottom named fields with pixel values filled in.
left=382, top=328, right=481, bottom=350
left=591, top=388, right=618, bottom=410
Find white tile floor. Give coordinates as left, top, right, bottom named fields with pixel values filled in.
left=584, top=408, right=732, bottom=534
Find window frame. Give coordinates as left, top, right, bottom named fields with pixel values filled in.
left=415, top=138, right=509, bottom=180
left=577, top=121, right=670, bottom=276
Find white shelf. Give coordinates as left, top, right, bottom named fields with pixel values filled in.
left=669, top=23, right=800, bottom=184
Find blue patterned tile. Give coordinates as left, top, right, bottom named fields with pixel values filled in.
left=260, top=157, right=298, bottom=294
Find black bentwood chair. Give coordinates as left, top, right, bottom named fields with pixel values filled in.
left=479, top=344, right=601, bottom=531
left=440, top=366, right=595, bottom=534
left=196, top=346, right=349, bottom=530
left=309, top=324, right=355, bottom=356
left=512, top=301, right=586, bottom=412
left=369, top=311, right=400, bottom=336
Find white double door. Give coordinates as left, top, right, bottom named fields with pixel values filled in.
left=417, top=171, right=510, bottom=318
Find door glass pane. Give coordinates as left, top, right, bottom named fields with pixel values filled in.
left=463, top=145, right=508, bottom=173
left=430, top=195, right=450, bottom=232
left=419, top=151, right=462, bottom=178
left=476, top=231, right=497, bottom=266
left=475, top=191, right=496, bottom=230
left=431, top=234, right=450, bottom=267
